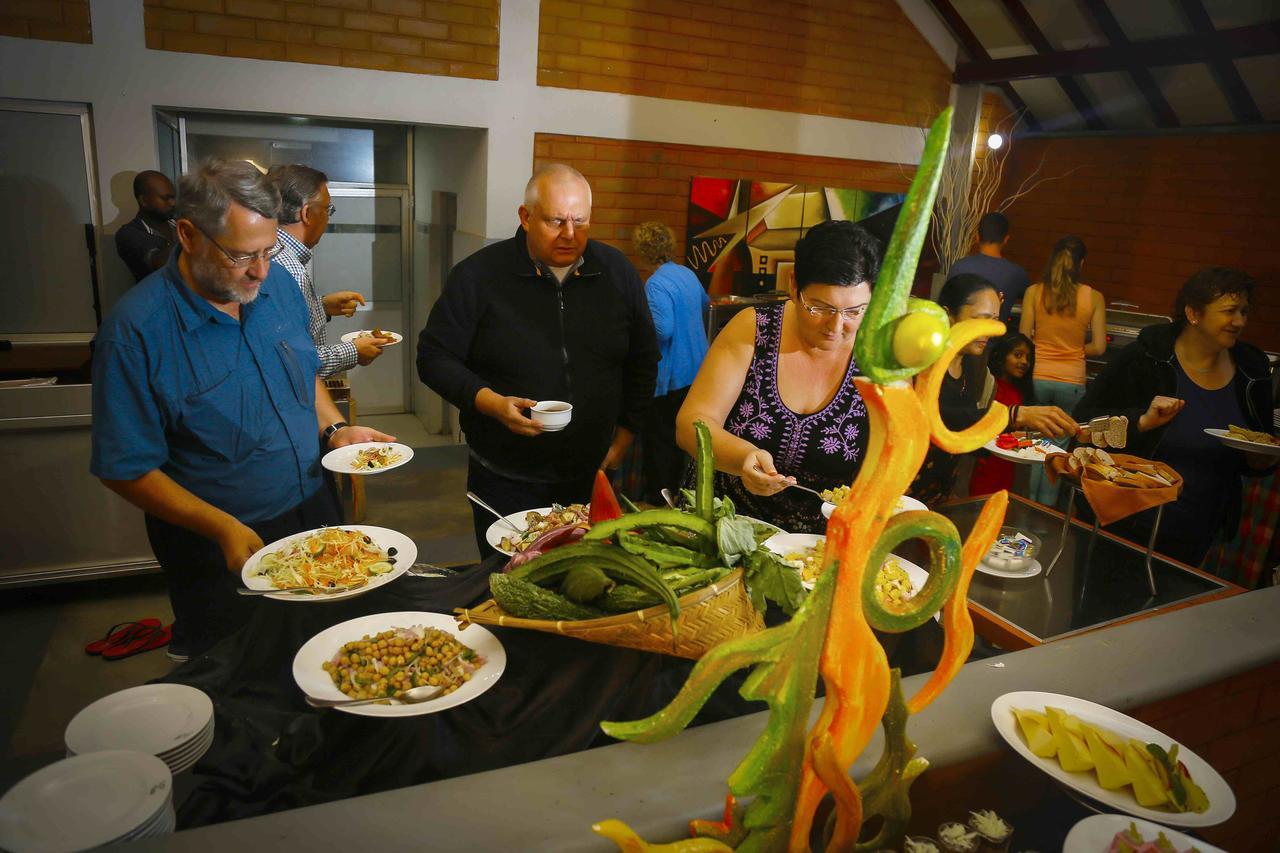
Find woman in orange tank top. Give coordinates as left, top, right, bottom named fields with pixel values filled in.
left=1019, top=236, right=1107, bottom=504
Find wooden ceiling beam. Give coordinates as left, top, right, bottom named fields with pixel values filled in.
left=1079, top=0, right=1181, bottom=128
left=925, top=0, right=1039, bottom=131
left=1173, top=0, right=1263, bottom=124
left=996, top=0, right=1104, bottom=130
left=954, top=21, right=1280, bottom=83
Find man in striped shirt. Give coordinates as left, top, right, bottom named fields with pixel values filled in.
left=267, top=164, right=391, bottom=377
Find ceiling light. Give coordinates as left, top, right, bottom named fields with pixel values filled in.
left=987, top=133, right=1005, bottom=150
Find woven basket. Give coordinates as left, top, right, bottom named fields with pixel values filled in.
left=454, top=567, right=763, bottom=659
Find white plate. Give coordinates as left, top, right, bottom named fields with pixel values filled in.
left=976, top=557, right=1043, bottom=579
left=65, top=684, right=213, bottom=758
left=1204, top=427, right=1280, bottom=456
left=1064, top=814, right=1226, bottom=853
left=485, top=506, right=558, bottom=556
left=292, top=611, right=506, bottom=718
left=240, top=525, right=415, bottom=602
left=991, top=691, right=1235, bottom=827
left=822, top=494, right=927, bottom=519
left=0, top=751, right=172, bottom=852
left=321, top=442, right=414, bottom=475
left=339, top=329, right=403, bottom=346
left=983, top=437, right=1068, bottom=464
left=763, top=533, right=930, bottom=595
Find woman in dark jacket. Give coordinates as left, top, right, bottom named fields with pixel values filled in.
left=1075, top=266, right=1275, bottom=568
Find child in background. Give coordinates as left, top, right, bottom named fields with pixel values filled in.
left=970, top=333, right=1037, bottom=496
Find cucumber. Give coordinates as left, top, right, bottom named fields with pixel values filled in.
left=510, top=541, right=682, bottom=625
left=583, top=509, right=714, bottom=544
left=693, top=421, right=715, bottom=525
left=600, top=583, right=662, bottom=613
left=561, top=565, right=614, bottom=603
left=619, top=494, right=643, bottom=514
left=617, top=532, right=718, bottom=569
left=489, top=573, right=606, bottom=621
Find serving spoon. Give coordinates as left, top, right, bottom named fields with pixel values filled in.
left=466, top=491, right=522, bottom=533
left=305, top=683, right=445, bottom=709
left=237, top=583, right=367, bottom=597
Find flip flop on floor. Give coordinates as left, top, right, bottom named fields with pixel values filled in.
left=102, top=624, right=173, bottom=661
left=84, top=619, right=162, bottom=656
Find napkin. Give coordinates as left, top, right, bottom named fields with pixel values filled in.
left=1045, top=452, right=1183, bottom=526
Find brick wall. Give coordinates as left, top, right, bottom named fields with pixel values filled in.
left=0, top=0, right=91, bottom=43
left=142, top=0, right=498, bottom=79
left=533, top=132, right=914, bottom=273
left=997, top=132, right=1280, bottom=350
left=1129, top=660, right=1280, bottom=850
left=537, top=0, right=950, bottom=128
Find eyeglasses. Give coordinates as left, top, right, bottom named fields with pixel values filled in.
left=309, top=202, right=336, bottom=216
left=193, top=223, right=282, bottom=268
left=797, top=292, right=867, bottom=321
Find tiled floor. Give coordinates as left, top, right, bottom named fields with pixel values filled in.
left=0, top=442, right=477, bottom=796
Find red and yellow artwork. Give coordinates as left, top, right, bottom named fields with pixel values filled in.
left=686, top=178, right=905, bottom=297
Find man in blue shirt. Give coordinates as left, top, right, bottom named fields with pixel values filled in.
left=91, top=159, right=392, bottom=661
left=948, top=212, right=1030, bottom=325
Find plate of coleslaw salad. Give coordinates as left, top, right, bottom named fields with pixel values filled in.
left=240, top=525, right=415, bottom=602
left=321, top=442, right=414, bottom=474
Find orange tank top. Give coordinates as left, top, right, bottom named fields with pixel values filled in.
left=1032, top=283, right=1093, bottom=385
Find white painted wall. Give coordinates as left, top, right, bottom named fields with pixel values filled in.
left=0, top=0, right=936, bottom=314
left=411, top=124, right=487, bottom=433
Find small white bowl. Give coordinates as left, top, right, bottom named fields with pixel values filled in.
left=531, top=400, right=572, bottom=432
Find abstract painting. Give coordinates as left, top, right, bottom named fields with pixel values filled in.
left=686, top=178, right=905, bottom=297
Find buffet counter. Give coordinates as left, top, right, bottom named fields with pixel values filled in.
left=0, top=382, right=155, bottom=586
left=117, top=583, right=1280, bottom=852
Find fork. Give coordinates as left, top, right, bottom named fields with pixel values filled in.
left=237, top=583, right=367, bottom=596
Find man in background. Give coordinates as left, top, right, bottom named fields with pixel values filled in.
left=948, top=211, right=1030, bottom=325
left=115, top=170, right=177, bottom=282
left=418, top=163, right=658, bottom=555
left=267, top=164, right=389, bottom=377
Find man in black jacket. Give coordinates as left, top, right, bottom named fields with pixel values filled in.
left=418, top=164, right=659, bottom=554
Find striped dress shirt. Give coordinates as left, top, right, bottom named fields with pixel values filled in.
left=274, top=229, right=357, bottom=378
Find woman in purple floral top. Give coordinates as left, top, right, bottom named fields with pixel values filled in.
left=675, top=221, right=880, bottom=533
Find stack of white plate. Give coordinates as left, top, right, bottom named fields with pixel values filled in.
left=0, top=750, right=175, bottom=851
left=65, top=684, right=214, bottom=775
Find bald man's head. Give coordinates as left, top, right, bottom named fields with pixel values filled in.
left=133, top=170, right=176, bottom=220
left=519, top=163, right=592, bottom=268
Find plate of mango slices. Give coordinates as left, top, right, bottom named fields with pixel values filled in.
left=991, top=691, right=1234, bottom=827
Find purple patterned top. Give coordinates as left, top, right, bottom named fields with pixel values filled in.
left=719, top=303, right=869, bottom=534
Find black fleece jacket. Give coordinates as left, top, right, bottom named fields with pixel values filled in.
left=417, top=227, right=658, bottom=483
left=1074, top=321, right=1275, bottom=534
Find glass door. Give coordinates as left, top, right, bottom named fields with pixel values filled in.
left=314, top=187, right=412, bottom=414
left=0, top=99, right=101, bottom=338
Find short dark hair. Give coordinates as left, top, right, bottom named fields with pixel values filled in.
left=977, top=212, right=1009, bottom=244
left=132, top=170, right=170, bottom=200
left=1174, top=266, right=1255, bottom=328
left=793, top=220, right=881, bottom=291
left=937, top=272, right=997, bottom=316
left=176, top=158, right=280, bottom=236
left=266, top=164, right=328, bottom=225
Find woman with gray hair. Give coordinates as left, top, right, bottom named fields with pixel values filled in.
left=633, top=221, right=709, bottom=505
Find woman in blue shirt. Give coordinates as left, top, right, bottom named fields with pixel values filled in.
left=634, top=221, right=710, bottom=504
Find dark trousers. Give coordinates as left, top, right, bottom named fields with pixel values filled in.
left=145, top=487, right=341, bottom=658
left=467, top=461, right=595, bottom=559
left=641, top=386, right=691, bottom=506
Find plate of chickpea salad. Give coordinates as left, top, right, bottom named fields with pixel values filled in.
left=291, top=612, right=506, bottom=717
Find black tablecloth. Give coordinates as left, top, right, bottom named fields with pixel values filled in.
left=160, top=555, right=764, bottom=827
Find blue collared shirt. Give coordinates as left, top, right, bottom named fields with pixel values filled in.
left=91, top=250, right=323, bottom=524
left=645, top=262, right=709, bottom=395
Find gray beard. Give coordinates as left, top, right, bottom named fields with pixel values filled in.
left=190, top=252, right=258, bottom=305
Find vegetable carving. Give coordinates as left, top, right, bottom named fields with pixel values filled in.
left=595, top=108, right=1012, bottom=851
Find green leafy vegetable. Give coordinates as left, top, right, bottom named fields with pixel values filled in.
left=743, top=548, right=806, bottom=616
left=716, top=516, right=758, bottom=567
